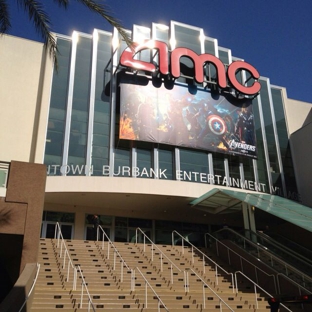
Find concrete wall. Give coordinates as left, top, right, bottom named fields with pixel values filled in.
left=290, top=123, right=312, bottom=207
left=0, top=35, right=53, bottom=163
left=284, top=98, right=312, bottom=135
left=0, top=161, right=46, bottom=304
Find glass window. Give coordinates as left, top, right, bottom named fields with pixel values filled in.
left=153, top=24, right=169, bottom=42
left=159, top=147, right=174, bottom=180
left=259, top=80, right=280, bottom=194
left=212, top=153, right=225, bottom=180
left=227, top=155, right=241, bottom=187
left=180, top=149, right=209, bottom=183
left=44, top=38, right=71, bottom=174
left=271, top=88, right=297, bottom=196
left=252, top=96, right=269, bottom=188
left=67, top=35, right=92, bottom=175
left=44, top=211, right=75, bottom=223
left=128, top=218, right=152, bottom=228
left=91, top=33, right=112, bottom=176
left=114, top=147, right=131, bottom=177
left=136, top=148, right=152, bottom=179
left=172, top=23, right=202, bottom=85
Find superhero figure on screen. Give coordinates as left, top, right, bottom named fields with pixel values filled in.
left=195, top=100, right=233, bottom=149
left=234, top=105, right=255, bottom=145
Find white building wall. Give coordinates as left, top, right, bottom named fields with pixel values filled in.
left=284, top=97, right=312, bottom=135
left=290, top=122, right=312, bottom=207
left=0, top=35, right=52, bottom=163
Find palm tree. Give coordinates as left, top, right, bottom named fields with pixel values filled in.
left=0, top=0, right=131, bottom=66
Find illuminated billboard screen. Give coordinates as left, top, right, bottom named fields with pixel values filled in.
left=119, top=80, right=257, bottom=158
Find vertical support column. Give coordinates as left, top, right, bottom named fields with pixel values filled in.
left=242, top=202, right=250, bottom=232
left=242, top=202, right=257, bottom=241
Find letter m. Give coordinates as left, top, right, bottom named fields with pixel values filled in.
left=119, top=40, right=169, bottom=75
left=171, top=48, right=227, bottom=87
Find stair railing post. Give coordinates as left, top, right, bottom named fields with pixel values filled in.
left=202, top=283, right=206, bottom=309
left=170, top=264, right=173, bottom=284
left=228, top=248, right=231, bottom=265
left=60, top=240, right=64, bottom=258
left=73, top=267, right=77, bottom=290
left=192, top=246, right=194, bottom=264
left=120, top=259, right=124, bottom=283
left=187, top=270, right=189, bottom=293
left=113, top=250, right=116, bottom=271
left=143, top=234, right=146, bottom=251
left=215, top=265, right=218, bottom=285
left=160, top=253, right=163, bottom=272
left=132, top=269, right=135, bottom=292
left=135, top=228, right=138, bottom=245
left=145, top=280, right=148, bottom=308
left=254, top=284, right=258, bottom=309
left=67, top=254, right=70, bottom=282
left=107, top=241, right=110, bottom=259
left=62, top=248, right=66, bottom=270
left=202, top=254, right=205, bottom=274
left=80, top=279, right=84, bottom=308
left=151, top=244, right=154, bottom=262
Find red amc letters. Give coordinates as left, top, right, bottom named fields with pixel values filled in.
left=120, top=40, right=260, bottom=96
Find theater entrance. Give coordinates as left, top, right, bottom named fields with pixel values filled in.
left=41, top=211, right=75, bottom=239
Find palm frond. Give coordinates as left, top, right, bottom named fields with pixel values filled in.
left=53, top=0, right=69, bottom=9
left=17, top=0, right=57, bottom=66
left=75, top=0, right=132, bottom=47
left=0, top=0, right=11, bottom=33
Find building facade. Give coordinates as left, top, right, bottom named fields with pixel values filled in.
left=1, top=21, right=312, bottom=244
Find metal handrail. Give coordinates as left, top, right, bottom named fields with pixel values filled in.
left=276, top=273, right=312, bottom=296
left=136, top=227, right=181, bottom=274
left=235, top=271, right=293, bottom=312
left=54, top=223, right=96, bottom=310
left=223, top=228, right=312, bottom=280
left=247, top=229, right=312, bottom=267
left=189, top=268, right=235, bottom=311
left=172, top=230, right=235, bottom=292
left=77, top=265, right=96, bottom=311
left=135, top=267, right=169, bottom=312
left=97, top=225, right=131, bottom=284
left=54, top=223, right=77, bottom=289
left=207, top=229, right=312, bottom=291
left=18, top=263, right=41, bottom=312
left=205, top=232, right=277, bottom=293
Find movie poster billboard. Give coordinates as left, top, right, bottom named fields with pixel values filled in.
left=119, top=80, right=257, bottom=158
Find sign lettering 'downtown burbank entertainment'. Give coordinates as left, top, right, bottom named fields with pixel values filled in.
left=120, top=40, right=261, bottom=96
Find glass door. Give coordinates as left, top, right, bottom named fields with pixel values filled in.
left=41, top=221, right=74, bottom=239
left=128, top=228, right=151, bottom=243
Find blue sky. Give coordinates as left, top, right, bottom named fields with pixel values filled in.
left=6, top=0, right=312, bottom=103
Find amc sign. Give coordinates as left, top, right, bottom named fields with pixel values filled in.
left=120, top=40, right=261, bottom=96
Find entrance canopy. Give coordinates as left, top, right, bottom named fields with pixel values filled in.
left=190, top=188, right=312, bottom=232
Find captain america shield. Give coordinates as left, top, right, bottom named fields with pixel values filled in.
left=207, top=114, right=227, bottom=135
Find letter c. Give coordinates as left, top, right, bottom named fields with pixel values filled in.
left=228, top=61, right=261, bottom=95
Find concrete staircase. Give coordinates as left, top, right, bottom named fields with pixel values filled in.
left=31, top=239, right=75, bottom=311
left=31, top=237, right=303, bottom=311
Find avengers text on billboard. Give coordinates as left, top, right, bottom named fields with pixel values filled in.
left=119, top=81, right=257, bottom=158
